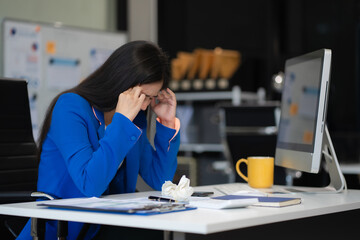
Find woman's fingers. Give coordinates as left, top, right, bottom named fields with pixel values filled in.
left=115, top=86, right=146, bottom=121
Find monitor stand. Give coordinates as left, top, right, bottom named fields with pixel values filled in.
left=320, top=125, right=347, bottom=192
left=271, top=125, right=347, bottom=194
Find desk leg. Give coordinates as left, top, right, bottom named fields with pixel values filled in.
left=30, top=218, right=45, bottom=240
left=173, top=231, right=186, bottom=240
left=57, top=220, right=68, bottom=240
left=164, top=231, right=186, bottom=240
left=164, top=230, right=172, bottom=240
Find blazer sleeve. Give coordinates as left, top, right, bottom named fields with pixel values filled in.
left=139, top=119, right=180, bottom=190
left=49, top=94, right=142, bottom=197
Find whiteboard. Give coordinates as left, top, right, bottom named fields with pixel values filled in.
left=2, top=18, right=127, bottom=139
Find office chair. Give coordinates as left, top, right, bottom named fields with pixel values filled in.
left=218, top=102, right=286, bottom=184
left=0, top=78, right=67, bottom=239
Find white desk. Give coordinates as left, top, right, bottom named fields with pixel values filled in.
left=1, top=184, right=360, bottom=239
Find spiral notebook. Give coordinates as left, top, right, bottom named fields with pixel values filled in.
left=213, top=195, right=301, bottom=207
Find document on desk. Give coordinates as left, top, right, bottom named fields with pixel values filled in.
left=189, top=197, right=258, bottom=209
left=38, top=197, right=196, bottom=215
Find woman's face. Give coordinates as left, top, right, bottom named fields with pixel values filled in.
left=139, top=81, right=163, bottom=110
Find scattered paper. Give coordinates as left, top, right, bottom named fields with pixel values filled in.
left=162, top=175, right=194, bottom=201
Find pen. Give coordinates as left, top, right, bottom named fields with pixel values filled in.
left=148, top=195, right=175, bottom=202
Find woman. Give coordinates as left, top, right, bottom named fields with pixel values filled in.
left=17, top=40, right=180, bottom=239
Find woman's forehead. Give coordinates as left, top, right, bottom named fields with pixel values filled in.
left=140, top=81, right=163, bottom=95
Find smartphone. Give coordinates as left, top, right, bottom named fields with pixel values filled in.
left=191, top=191, right=214, bottom=197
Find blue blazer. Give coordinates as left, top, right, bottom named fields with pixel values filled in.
left=17, top=93, right=180, bottom=240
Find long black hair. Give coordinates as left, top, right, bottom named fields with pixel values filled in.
left=37, top=40, right=170, bottom=160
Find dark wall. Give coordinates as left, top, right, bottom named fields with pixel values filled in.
left=158, top=0, right=360, bottom=161
left=158, top=0, right=282, bottom=93
left=283, top=0, right=360, bottom=133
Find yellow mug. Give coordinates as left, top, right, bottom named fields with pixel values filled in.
left=235, top=156, right=274, bottom=188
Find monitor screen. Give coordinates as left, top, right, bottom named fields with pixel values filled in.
left=275, top=49, right=331, bottom=173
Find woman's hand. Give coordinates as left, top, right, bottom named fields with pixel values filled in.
left=116, top=86, right=145, bottom=121
left=151, top=88, right=177, bottom=129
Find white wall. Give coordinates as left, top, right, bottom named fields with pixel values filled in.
left=0, top=0, right=113, bottom=31
left=0, top=0, right=119, bottom=74
left=0, top=0, right=159, bottom=58
left=128, top=0, right=157, bottom=42
left=0, top=0, right=159, bottom=42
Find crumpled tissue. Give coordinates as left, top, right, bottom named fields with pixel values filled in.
left=161, top=175, right=194, bottom=201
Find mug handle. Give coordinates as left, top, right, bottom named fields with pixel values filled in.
left=235, top=158, right=248, bottom=182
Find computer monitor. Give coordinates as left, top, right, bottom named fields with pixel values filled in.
left=275, top=49, right=346, bottom=192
